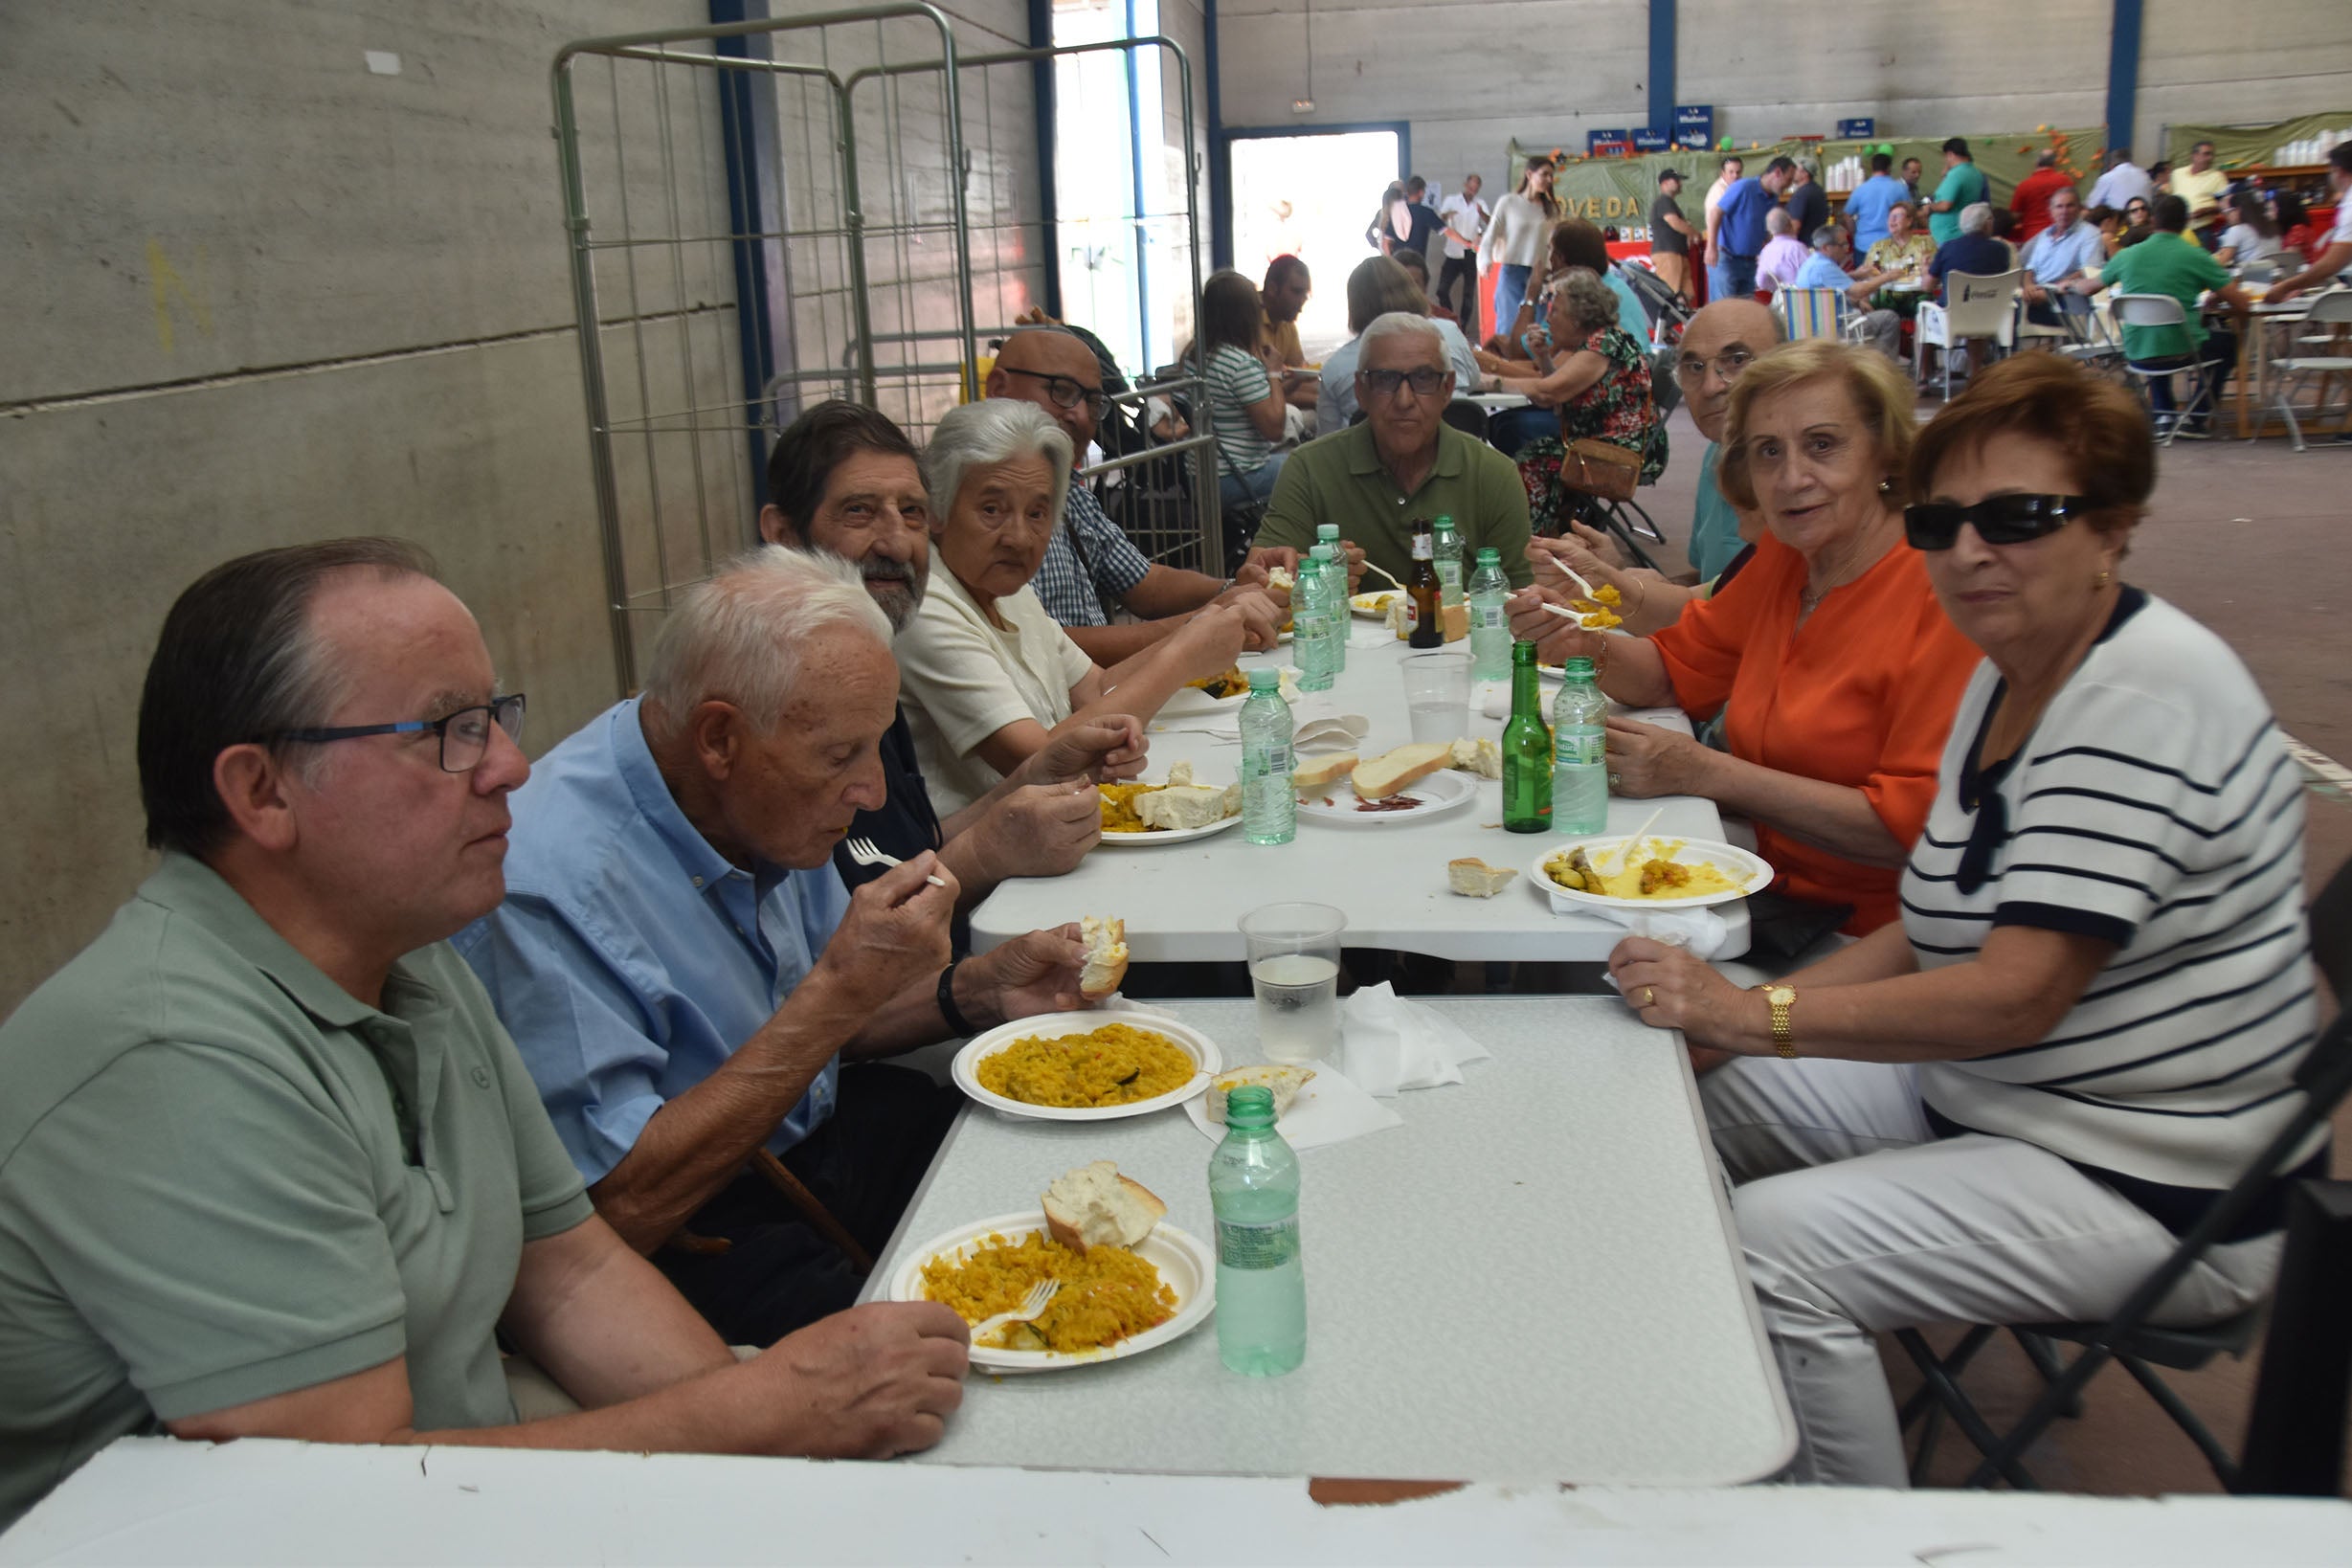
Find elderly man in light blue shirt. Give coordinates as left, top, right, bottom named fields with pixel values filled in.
left=2020, top=188, right=2105, bottom=325
left=1788, top=226, right=1904, bottom=360
left=459, top=548, right=1093, bottom=1347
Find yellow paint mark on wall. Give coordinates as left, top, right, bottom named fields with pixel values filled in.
left=146, top=238, right=213, bottom=353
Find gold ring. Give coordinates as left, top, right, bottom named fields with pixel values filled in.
left=1640, top=986, right=1656, bottom=1008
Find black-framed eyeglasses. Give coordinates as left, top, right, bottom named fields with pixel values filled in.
left=1360, top=367, right=1448, bottom=398
left=1904, top=494, right=2092, bottom=551
left=994, top=365, right=1108, bottom=415
left=272, top=694, right=526, bottom=773
left=1676, top=347, right=1757, bottom=383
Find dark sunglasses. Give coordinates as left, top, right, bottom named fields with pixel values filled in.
left=1903, top=494, right=2091, bottom=551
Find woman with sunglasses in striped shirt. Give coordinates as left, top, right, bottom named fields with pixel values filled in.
left=1609, top=352, right=2320, bottom=1486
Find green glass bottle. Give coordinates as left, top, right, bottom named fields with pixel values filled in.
left=1502, top=639, right=1553, bottom=833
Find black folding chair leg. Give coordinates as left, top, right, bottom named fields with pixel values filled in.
left=2117, top=1353, right=2242, bottom=1490
left=1899, top=1324, right=1997, bottom=1429
left=1896, top=1328, right=2041, bottom=1490
left=2011, top=1330, right=2085, bottom=1419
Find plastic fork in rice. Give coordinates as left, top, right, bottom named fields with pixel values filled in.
left=842, top=836, right=948, bottom=887
left=968, top=1278, right=1062, bottom=1348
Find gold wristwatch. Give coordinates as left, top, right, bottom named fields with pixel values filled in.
left=1763, top=985, right=1798, bottom=1059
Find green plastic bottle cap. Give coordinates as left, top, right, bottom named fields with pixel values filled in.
left=1315, top=523, right=1340, bottom=539
left=1476, top=547, right=1501, bottom=565
left=1225, top=1084, right=1277, bottom=1127
left=1563, top=656, right=1597, bottom=677
left=1248, top=667, right=1280, bottom=690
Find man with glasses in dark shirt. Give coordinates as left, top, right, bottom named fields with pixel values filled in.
left=1253, top=312, right=1533, bottom=589
left=985, top=325, right=1288, bottom=662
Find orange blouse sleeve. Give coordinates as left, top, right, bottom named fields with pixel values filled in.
left=1648, top=536, right=1790, bottom=720
left=1855, top=596, right=1983, bottom=850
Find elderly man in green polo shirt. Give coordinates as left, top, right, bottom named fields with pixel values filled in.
left=1251, top=312, right=1534, bottom=591
left=0, top=540, right=969, bottom=1530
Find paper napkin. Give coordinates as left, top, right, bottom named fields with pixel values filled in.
left=1336, top=982, right=1494, bottom=1097
left=1180, top=1062, right=1402, bottom=1152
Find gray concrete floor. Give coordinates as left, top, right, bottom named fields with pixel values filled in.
left=1634, top=399, right=2352, bottom=1495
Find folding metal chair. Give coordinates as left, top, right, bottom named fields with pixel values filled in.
left=2270, top=289, right=2352, bottom=452
left=1897, top=857, right=2352, bottom=1490
left=2109, top=293, right=2220, bottom=445
left=1775, top=286, right=1850, bottom=343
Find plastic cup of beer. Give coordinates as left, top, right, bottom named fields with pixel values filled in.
left=1239, top=902, right=1346, bottom=1064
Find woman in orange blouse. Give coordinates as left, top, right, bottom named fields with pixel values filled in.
left=1510, top=340, right=1981, bottom=931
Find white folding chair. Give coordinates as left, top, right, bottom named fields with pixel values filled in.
left=1915, top=269, right=2023, bottom=399
left=2270, top=289, right=2352, bottom=451
left=2110, top=293, right=2217, bottom=445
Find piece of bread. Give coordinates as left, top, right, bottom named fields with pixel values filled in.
left=1440, top=601, right=1469, bottom=642
left=1042, top=1161, right=1167, bottom=1254
left=1078, top=916, right=1128, bottom=999
left=1447, top=737, right=1501, bottom=779
left=1292, top=752, right=1358, bottom=795
left=1353, top=742, right=1453, bottom=800
left=1448, top=857, right=1517, bottom=897
left=1135, top=783, right=1239, bottom=831
left=1206, top=1064, right=1316, bottom=1123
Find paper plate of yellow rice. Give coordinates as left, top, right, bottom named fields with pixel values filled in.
left=1531, top=835, right=1772, bottom=912
left=952, top=1012, right=1221, bottom=1121
left=892, top=1211, right=1215, bottom=1373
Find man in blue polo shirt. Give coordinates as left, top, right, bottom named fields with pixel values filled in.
left=1707, top=156, right=1795, bottom=301
left=1844, top=152, right=1910, bottom=253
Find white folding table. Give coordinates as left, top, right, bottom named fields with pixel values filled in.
left=968, top=638, right=1751, bottom=963
left=862, top=996, right=1797, bottom=1489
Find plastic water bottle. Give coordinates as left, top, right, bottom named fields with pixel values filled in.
left=1314, top=523, right=1348, bottom=673
left=1293, top=544, right=1335, bottom=692
left=1552, top=656, right=1609, bottom=835
left=1468, top=547, right=1512, bottom=681
left=1210, top=1084, right=1306, bottom=1376
left=1433, top=514, right=1466, bottom=607
left=1240, top=668, right=1296, bottom=845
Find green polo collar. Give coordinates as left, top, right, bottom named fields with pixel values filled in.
left=140, top=851, right=405, bottom=1030
left=1341, top=419, right=1469, bottom=489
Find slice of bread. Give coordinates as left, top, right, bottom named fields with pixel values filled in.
left=1447, top=857, right=1517, bottom=897
left=1440, top=601, right=1469, bottom=642
left=1078, top=915, right=1128, bottom=999
left=1292, top=752, right=1358, bottom=795
left=1447, top=737, right=1501, bottom=779
left=1206, top=1064, right=1316, bottom=1123
left=1353, top=742, right=1453, bottom=800
left=1042, top=1160, right=1167, bottom=1254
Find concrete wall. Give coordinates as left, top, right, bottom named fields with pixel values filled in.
left=0, top=0, right=1044, bottom=1018
left=1218, top=0, right=2352, bottom=195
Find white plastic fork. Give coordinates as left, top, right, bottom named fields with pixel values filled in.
left=841, top=836, right=949, bottom=887
left=969, top=1278, right=1061, bottom=1346
left=1357, top=558, right=1406, bottom=591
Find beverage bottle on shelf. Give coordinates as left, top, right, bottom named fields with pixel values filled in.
left=1501, top=639, right=1554, bottom=833
left=1432, top=515, right=1467, bottom=643
left=1467, top=547, right=1512, bottom=681
left=1552, top=655, right=1610, bottom=835
left=1239, top=667, right=1297, bottom=845
left=1293, top=543, right=1335, bottom=692
left=1405, top=519, right=1443, bottom=649
left=1210, top=1084, right=1307, bottom=1377
left=1314, top=523, right=1348, bottom=673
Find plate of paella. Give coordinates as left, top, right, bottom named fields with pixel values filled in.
left=950, top=1012, right=1222, bottom=1122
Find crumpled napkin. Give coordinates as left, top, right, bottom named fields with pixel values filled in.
left=1590, top=907, right=1733, bottom=977
left=1347, top=623, right=1396, bottom=649
left=1335, top=982, right=1493, bottom=1097
left=1294, top=713, right=1369, bottom=751
left=1181, top=1061, right=1402, bottom=1151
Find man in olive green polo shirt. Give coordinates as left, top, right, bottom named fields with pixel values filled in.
left=1252, top=312, right=1534, bottom=591
left=0, top=540, right=969, bottom=1530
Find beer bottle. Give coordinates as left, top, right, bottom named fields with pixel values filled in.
left=1405, top=519, right=1443, bottom=649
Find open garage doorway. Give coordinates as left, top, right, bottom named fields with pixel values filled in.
left=1227, top=127, right=1404, bottom=360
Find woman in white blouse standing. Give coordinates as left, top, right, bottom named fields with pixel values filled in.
left=1477, top=154, right=1560, bottom=357
left=895, top=399, right=1250, bottom=815
left=1607, top=353, right=2322, bottom=1487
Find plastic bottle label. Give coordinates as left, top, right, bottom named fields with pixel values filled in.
left=1470, top=600, right=1507, bottom=630
left=1557, top=728, right=1605, bottom=767
left=1217, top=1215, right=1301, bottom=1269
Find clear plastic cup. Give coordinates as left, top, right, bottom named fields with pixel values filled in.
left=1401, top=650, right=1473, bottom=744
left=1239, top=902, right=1346, bottom=1064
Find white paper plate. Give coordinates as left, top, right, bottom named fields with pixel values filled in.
left=1096, top=776, right=1243, bottom=845
left=1295, top=767, right=1478, bottom=826
left=951, top=1010, right=1222, bottom=1121
left=1350, top=591, right=1400, bottom=619
left=891, top=1211, right=1215, bottom=1375
left=1158, top=683, right=1245, bottom=715
left=1528, top=835, right=1773, bottom=912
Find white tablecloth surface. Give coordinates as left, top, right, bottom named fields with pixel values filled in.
left=862, top=996, right=1797, bottom=1489
left=968, top=639, right=1751, bottom=963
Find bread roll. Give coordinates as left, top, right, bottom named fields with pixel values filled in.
left=1042, top=1161, right=1167, bottom=1254
left=1207, top=1064, right=1316, bottom=1123
left=1078, top=916, right=1128, bottom=999
left=1352, top=742, right=1453, bottom=800
left=1447, top=858, right=1517, bottom=897
left=1447, top=737, right=1501, bottom=779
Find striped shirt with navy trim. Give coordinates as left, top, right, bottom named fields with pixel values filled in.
left=1203, top=344, right=1276, bottom=479
left=1902, top=591, right=2320, bottom=1191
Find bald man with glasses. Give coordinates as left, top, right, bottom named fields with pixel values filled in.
left=985, top=325, right=1287, bottom=663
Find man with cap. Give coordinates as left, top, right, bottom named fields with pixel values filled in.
left=1648, top=168, right=1699, bottom=300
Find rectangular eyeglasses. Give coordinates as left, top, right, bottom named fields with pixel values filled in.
left=273, top=693, right=526, bottom=773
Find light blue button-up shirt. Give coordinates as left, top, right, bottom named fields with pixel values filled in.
left=455, top=698, right=850, bottom=1184
left=2021, top=219, right=2105, bottom=287
left=1844, top=174, right=1910, bottom=253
